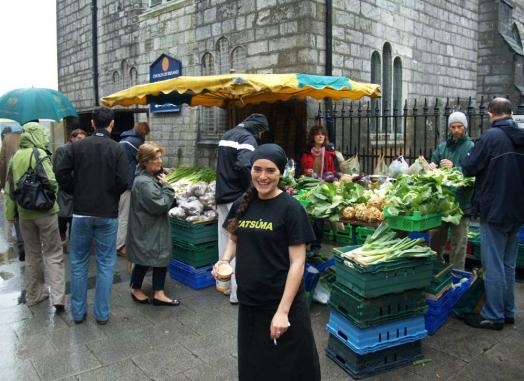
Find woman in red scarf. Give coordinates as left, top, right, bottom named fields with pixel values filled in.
left=299, top=125, right=340, bottom=255
left=300, top=125, right=339, bottom=178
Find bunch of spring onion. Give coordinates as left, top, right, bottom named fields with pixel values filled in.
left=341, top=223, right=435, bottom=266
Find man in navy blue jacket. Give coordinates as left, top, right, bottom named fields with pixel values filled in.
left=462, top=98, right=524, bottom=330
left=116, top=122, right=150, bottom=256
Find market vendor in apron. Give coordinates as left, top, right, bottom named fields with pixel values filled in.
left=429, top=111, right=474, bottom=269
left=213, top=143, right=320, bottom=381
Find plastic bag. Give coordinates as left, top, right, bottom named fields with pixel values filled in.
left=283, top=159, right=295, bottom=178
left=388, top=155, right=409, bottom=178
left=168, top=207, right=186, bottom=218
left=207, top=181, right=216, bottom=194
left=191, top=182, right=208, bottom=197
left=340, top=154, right=360, bottom=175
left=407, top=156, right=432, bottom=175
left=373, top=153, right=387, bottom=175
left=179, top=199, right=204, bottom=216
left=313, top=281, right=331, bottom=304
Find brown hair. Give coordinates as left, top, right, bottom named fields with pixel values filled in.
left=70, top=128, right=87, bottom=139
left=137, top=142, right=163, bottom=168
left=307, top=124, right=329, bottom=147
left=134, top=122, right=150, bottom=138
left=226, top=185, right=257, bottom=234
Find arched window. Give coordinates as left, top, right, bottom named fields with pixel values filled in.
left=512, top=23, right=522, bottom=48
left=371, top=51, right=381, bottom=85
left=231, top=46, right=247, bottom=73
left=112, top=71, right=121, bottom=94
left=382, top=43, right=392, bottom=114
left=216, top=37, right=230, bottom=74
left=393, top=57, right=402, bottom=112
left=129, top=67, right=138, bottom=86
left=201, top=52, right=215, bottom=75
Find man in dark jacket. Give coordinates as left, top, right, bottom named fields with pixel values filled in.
left=429, top=112, right=474, bottom=270
left=116, top=121, right=149, bottom=257
left=215, top=113, right=269, bottom=303
left=462, top=98, right=524, bottom=330
left=55, top=107, right=129, bottom=325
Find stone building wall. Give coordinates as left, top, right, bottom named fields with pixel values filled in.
left=56, top=0, right=96, bottom=111
left=57, top=0, right=524, bottom=168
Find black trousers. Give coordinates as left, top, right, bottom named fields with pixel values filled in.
left=238, top=295, right=320, bottom=381
left=130, top=265, right=167, bottom=291
left=58, top=216, right=72, bottom=241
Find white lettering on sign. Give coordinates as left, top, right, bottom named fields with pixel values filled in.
left=152, top=70, right=180, bottom=79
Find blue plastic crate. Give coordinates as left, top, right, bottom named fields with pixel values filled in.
left=168, top=258, right=215, bottom=290
left=326, top=310, right=427, bottom=355
left=409, top=231, right=430, bottom=243
left=519, top=226, right=524, bottom=243
left=425, top=270, right=472, bottom=335
left=304, top=258, right=335, bottom=291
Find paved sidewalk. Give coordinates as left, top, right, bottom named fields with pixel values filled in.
left=0, top=217, right=523, bottom=380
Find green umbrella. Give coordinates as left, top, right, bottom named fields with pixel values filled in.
left=0, top=87, right=78, bottom=125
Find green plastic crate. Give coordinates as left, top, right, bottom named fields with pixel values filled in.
left=427, top=260, right=453, bottom=295
left=172, top=239, right=218, bottom=267
left=170, top=218, right=218, bottom=244
left=384, top=209, right=442, bottom=232
left=336, top=233, right=353, bottom=244
left=329, top=282, right=427, bottom=328
left=333, top=246, right=434, bottom=298
left=355, top=226, right=376, bottom=245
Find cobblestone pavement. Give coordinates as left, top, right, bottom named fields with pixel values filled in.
left=1, top=213, right=523, bottom=380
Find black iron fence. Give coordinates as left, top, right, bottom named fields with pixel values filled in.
left=316, top=97, right=492, bottom=174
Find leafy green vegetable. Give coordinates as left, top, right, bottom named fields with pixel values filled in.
left=340, top=223, right=435, bottom=266
left=384, top=173, right=463, bottom=224
left=437, top=167, right=475, bottom=188
left=166, top=167, right=216, bottom=184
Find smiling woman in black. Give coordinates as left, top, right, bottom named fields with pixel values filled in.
left=212, top=144, right=320, bottom=381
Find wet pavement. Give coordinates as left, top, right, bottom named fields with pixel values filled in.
left=1, top=199, right=523, bottom=380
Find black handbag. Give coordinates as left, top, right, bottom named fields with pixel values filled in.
left=8, top=148, right=56, bottom=211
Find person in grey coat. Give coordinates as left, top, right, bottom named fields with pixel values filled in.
left=127, top=142, right=178, bottom=306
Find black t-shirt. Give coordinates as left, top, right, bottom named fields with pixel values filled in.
left=225, top=192, right=316, bottom=306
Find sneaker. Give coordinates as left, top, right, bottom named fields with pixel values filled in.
left=505, top=317, right=515, bottom=325
left=464, top=313, right=504, bottom=331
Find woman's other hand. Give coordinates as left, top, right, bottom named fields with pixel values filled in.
left=157, top=173, right=168, bottom=185
left=305, top=168, right=314, bottom=176
left=270, top=311, right=290, bottom=340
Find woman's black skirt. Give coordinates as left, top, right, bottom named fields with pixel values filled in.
left=238, top=295, right=321, bottom=381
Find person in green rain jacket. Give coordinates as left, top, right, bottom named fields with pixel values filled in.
left=4, top=122, right=65, bottom=309
left=429, top=112, right=475, bottom=270
left=126, top=143, right=179, bottom=306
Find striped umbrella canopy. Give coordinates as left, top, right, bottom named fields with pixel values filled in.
left=100, top=73, right=381, bottom=108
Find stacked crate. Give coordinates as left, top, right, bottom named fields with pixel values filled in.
left=168, top=217, right=218, bottom=289
left=425, top=266, right=472, bottom=335
left=325, top=245, right=433, bottom=378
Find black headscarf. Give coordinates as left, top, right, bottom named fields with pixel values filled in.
left=251, top=143, right=287, bottom=174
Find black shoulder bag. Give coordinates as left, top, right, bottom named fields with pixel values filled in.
left=8, top=148, right=56, bottom=211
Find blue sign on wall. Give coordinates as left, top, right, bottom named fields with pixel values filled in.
left=149, top=54, right=182, bottom=113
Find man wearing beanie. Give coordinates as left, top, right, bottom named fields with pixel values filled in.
left=215, top=113, right=269, bottom=304
left=462, top=98, right=524, bottom=330
left=429, top=111, right=474, bottom=270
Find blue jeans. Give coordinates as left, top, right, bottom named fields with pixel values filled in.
left=480, top=222, right=520, bottom=322
left=69, top=216, right=118, bottom=321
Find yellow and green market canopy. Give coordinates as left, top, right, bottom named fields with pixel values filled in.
left=100, top=73, right=381, bottom=108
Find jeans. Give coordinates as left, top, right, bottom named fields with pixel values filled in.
left=130, top=265, right=167, bottom=291
left=69, top=216, right=118, bottom=321
left=480, top=222, right=520, bottom=322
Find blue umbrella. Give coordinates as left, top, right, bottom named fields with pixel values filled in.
left=0, top=87, right=78, bottom=125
